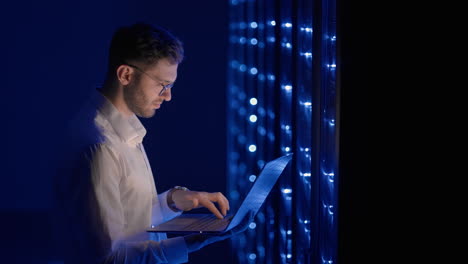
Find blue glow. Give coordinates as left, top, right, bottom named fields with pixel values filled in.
left=302, top=52, right=312, bottom=58
left=257, top=160, right=265, bottom=168
left=230, top=60, right=239, bottom=68
left=238, top=107, right=246, bottom=116
left=249, top=97, right=258, bottom=105
left=227, top=0, right=339, bottom=261
left=249, top=67, right=258, bottom=75
left=249, top=115, right=257, bottom=123
left=257, top=126, right=266, bottom=136
left=282, top=84, right=293, bottom=91
left=249, top=175, right=256, bottom=182
left=282, top=42, right=292, bottom=48
left=258, top=107, right=265, bottom=116
left=248, top=144, right=257, bottom=152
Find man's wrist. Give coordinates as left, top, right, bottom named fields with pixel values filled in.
left=167, top=186, right=189, bottom=212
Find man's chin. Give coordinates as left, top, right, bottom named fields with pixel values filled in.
left=136, top=109, right=156, bottom=118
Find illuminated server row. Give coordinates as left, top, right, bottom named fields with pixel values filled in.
left=226, top=0, right=338, bottom=263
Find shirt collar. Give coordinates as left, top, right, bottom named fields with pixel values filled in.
left=92, top=88, right=147, bottom=146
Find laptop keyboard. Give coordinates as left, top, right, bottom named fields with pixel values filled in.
left=183, top=214, right=233, bottom=231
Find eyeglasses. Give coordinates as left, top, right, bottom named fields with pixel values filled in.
left=124, top=63, right=174, bottom=96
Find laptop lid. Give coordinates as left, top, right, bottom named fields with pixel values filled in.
left=224, top=154, right=293, bottom=231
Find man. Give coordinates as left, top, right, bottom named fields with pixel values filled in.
left=54, top=23, right=250, bottom=264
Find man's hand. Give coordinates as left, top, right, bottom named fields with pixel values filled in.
left=171, top=190, right=230, bottom=219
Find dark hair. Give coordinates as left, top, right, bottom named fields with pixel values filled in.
left=106, top=23, right=184, bottom=77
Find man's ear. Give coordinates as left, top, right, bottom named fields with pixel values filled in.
left=116, top=65, right=133, bottom=85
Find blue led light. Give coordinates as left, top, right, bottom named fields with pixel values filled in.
left=269, top=20, right=276, bottom=26
left=250, top=22, right=258, bottom=28
left=248, top=145, right=257, bottom=152
left=248, top=254, right=257, bottom=260
left=282, top=42, right=292, bottom=48
left=239, top=64, right=247, bottom=72
left=249, top=175, right=256, bottom=182
left=249, top=115, right=257, bottom=123
left=250, top=38, right=258, bottom=45
left=282, top=84, right=293, bottom=91
left=267, top=74, right=275, bottom=81
left=257, top=126, right=266, bottom=136
left=267, top=36, right=276, bottom=43
left=249, top=67, right=258, bottom=75
left=257, top=160, right=265, bottom=168
left=249, top=97, right=258, bottom=105
left=249, top=222, right=257, bottom=229
left=301, top=52, right=312, bottom=58
left=239, top=37, right=247, bottom=44
left=282, top=188, right=292, bottom=194
left=283, top=22, right=293, bottom=28
left=300, top=27, right=313, bottom=33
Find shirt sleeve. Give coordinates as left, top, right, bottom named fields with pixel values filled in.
left=73, top=143, right=188, bottom=264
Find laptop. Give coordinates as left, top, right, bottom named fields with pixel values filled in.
left=147, top=154, right=293, bottom=234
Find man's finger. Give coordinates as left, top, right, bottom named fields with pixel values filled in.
left=209, top=192, right=229, bottom=216
left=200, top=199, right=224, bottom=219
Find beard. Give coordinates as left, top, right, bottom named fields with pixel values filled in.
left=123, top=77, right=156, bottom=118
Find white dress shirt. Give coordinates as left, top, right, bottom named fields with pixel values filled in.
left=56, top=89, right=188, bottom=264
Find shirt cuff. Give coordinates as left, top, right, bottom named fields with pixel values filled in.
left=159, top=190, right=183, bottom=222
left=160, top=236, right=188, bottom=263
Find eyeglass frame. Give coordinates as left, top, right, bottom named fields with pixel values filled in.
left=123, top=62, right=174, bottom=96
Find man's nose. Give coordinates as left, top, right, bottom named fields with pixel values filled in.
left=162, top=89, right=172, bottom=101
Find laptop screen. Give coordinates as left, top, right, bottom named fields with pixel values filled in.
left=225, top=154, right=293, bottom=231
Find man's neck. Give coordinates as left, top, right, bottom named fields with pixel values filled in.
left=100, top=81, right=133, bottom=119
